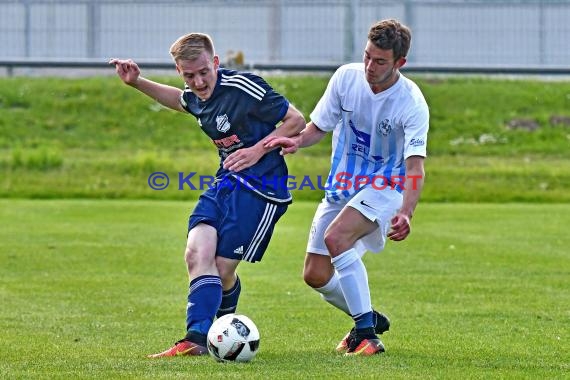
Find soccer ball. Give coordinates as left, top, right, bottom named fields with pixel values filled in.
left=207, top=314, right=260, bottom=362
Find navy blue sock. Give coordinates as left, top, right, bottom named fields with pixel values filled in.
left=216, top=275, right=241, bottom=318
left=355, top=311, right=374, bottom=330
left=186, top=275, right=222, bottom=335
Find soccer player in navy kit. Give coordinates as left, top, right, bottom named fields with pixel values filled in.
left=110, top=33, right=305, bottom=357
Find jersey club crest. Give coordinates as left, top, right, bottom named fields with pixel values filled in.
left=216, top=114, right=231, bottom=133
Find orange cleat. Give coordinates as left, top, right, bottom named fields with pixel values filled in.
left=336, top=331, right=353, bottom=353
left=147, top=339, right=208, bottom=358
left=345, top=337, right=385, bottom=356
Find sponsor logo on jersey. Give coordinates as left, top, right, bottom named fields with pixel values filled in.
left=349, top=121, right=371, bottom=147
left=216, top=114, right=231, bottom=133
left=349, top=121, right=372, bottom=156
left=213, top=134, right=242, bottom=149
left=410, top=137, right=425, bottom=147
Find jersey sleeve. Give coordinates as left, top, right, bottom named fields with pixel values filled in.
left=309, top=68, right=343, bottom=132
left=245, top=74, right=289, bottom=125
left=402, top=102, right=430, bottom=159
left=179, top=85, right=193, bottom=113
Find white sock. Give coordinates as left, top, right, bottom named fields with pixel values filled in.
left=331, top=248, right=372, bottom=318
left=314, top=273, right=350, bottom=315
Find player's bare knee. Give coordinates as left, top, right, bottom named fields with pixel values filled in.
left=183, top=245, right=197, bottom=265
left=184, top=245, right=211, bottom=269
left=323, top=230, right=346, bottom=255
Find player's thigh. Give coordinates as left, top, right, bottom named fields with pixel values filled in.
left=185, top=189, right=220, bottom=273
left=347, top=186, right=403, bottom=253
left=186, top=223, right=218, bottom=260
left=324, top=205, right=378, bottom=254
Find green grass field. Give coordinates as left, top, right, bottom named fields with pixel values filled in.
left=1, top=199, right=568, bottom=379
left=1, top=74, right=569, bottom=378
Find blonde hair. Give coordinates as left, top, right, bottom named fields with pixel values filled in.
left=169, top=33, right=215, bottom=61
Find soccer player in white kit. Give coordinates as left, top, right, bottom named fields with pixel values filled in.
left=265, top=19, right=429, bottom=356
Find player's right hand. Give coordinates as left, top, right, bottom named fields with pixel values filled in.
left=263, top=136, right=299, bottom=155
left=108, top=58, right=140, bottom=86
left=387, top=213, right=411, bottom=241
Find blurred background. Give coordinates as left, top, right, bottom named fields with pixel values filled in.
left=1, top=0, right=569, bottom=75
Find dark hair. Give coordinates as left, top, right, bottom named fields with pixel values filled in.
left=367, top=19, right=411, bottom=61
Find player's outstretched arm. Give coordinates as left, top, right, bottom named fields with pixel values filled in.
left=109, top=58, right=184, bottom=112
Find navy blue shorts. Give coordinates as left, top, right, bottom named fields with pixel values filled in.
left=188, top=180, right=288, bottom=263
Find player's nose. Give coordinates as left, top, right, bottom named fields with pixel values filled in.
left=194, top=76, right=204, bottom=87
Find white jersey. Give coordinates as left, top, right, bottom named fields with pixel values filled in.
left=310, top=63, right=429, bottom=203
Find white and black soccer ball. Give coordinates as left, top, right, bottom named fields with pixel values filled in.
left=207, top=314, right=260, bottom=363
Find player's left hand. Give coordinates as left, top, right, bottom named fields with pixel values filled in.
left=223, top=146, right=263, bottom=172
left=387, top=213, right=411, bottom=241
left=263, top=136, right=299, bottom=155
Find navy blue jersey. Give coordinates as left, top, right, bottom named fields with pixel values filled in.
left=180, top=68, right=291, bottom=204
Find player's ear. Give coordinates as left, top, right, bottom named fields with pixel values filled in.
left=396, top=57, right=407, bottom=69
left=213, top=55, right=220, bottom=69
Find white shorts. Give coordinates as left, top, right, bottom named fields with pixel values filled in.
left=306, top=187, right=403, bottom=256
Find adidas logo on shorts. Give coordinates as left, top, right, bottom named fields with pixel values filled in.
left=233, top=246, right=244, bottom=255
